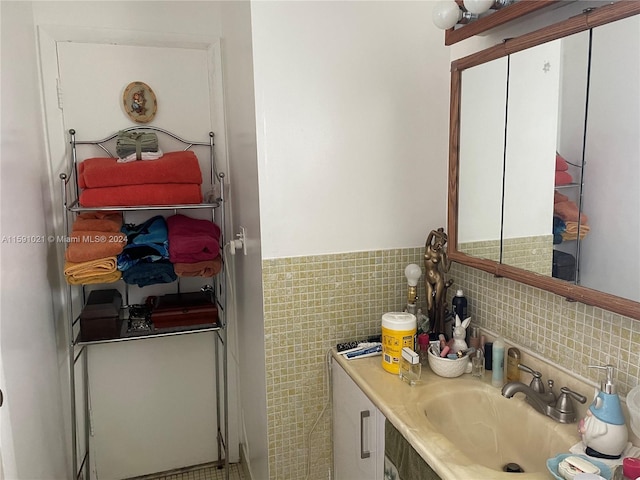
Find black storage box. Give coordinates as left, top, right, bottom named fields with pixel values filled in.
left=80, top=289, right=123, bottom=341
left=552, top=250, right=576, bottom=282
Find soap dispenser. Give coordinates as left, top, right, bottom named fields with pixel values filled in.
left=578, top=364, right=628, bottom=459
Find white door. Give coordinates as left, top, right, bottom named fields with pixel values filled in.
left=39, top=26, right=235, bottom=479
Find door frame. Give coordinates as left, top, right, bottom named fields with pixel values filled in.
left=36, top=24, right=235, bottom=478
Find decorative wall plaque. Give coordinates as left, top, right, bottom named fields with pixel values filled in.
left=122, top=81, right=157, bottom=123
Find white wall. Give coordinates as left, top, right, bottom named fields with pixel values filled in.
left=0, top=2, right=68, bottom=478
left=251, top=1, right=451, bottom=260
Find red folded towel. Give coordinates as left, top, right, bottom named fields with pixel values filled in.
left=78, top=151, right=202, bottom=189
left=555, top=170, right=573, bottom=186
left=79, top=184, right=203, bottom=207
left=167, top=214, right=221, bottom=263
left=556, top=153, right=569, bottom=172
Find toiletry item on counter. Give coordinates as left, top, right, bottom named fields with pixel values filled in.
left=399, top=347, right=421, bottom=386
left=417, top=333, right=430, bottom=365
left=506, top=347, right=521, bottom=382
left=438, top=333, right=447, bottom=350
left=623, top=457, right=640, bottom=479
left=469, top=326, right=480, bottom=351
left=455, top=347, right=476, bottom=358
left=429, top=340, right=440, bottom=357
left=471, top=348, right=485, bottom=378
left=452, top=289, right=467, bottom=321
left=439, top=345, right=451, bottom=358
left=381, top=312, right=417, bottom=374
left=484, top=341, right=493, bottom=370
left=558, top=455, right=602, bottom=480
left=416, top=309, right=429, bottom=334
left=336, top=335, right=381, bottom=352
left=491, top=338, right=505, bottom=387
left=341, top=343, right=382, bottom=360
left=579, top=364, right=628, bottom=459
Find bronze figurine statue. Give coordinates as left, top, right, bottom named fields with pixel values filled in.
left=424, top=227, right=453, bottom=335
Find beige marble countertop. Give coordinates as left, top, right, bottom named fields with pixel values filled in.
left=332, top=349, right=583, bottom=480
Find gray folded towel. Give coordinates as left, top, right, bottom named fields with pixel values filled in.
left=116, top=131, right=159, bottom=160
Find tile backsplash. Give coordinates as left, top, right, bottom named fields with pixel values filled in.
left=261, top=248, right=639, bottom=480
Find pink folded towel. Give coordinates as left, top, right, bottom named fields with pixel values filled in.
left=78, top=150, right=202, bottom=189
left=167, top=214, right=221, bottom=263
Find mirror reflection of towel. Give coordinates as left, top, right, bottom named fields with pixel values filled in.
left=556, top=153, right=570, bottom=171
left=562, top=222, right=590, bottom=241
left=555, top=170, right=573, bottom=186
left=554, top=200, right=588, bottom=225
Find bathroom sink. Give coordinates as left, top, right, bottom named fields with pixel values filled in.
left=418, top=379, right=579, bottom=474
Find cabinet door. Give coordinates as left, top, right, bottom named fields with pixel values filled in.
left=332, top=359, right=384, bottom=480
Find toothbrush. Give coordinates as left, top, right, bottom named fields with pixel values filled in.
left=338, top=342, right=381, bottom=356
left=345, top=344, right=382, bottom=359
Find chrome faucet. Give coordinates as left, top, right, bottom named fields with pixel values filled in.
left=501, top=363, right=587, bottom=424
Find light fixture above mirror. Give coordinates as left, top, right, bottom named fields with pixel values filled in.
left=433, top=0, right=559, bottom=45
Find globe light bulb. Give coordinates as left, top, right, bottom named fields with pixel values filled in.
left=432, top=0, right=462, bottom=30
left=405, top=263, right=422, bottom=309
left=463, top=0, right=495, bottom=15
left=405, top=264, right=422, bottom=287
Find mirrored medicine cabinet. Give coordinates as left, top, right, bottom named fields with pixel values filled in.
left=447, top=1, right=640, bottom=320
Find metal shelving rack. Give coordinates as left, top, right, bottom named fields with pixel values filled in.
left=59, top=127, right=229, bottom=480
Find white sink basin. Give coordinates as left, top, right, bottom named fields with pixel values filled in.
left=419, top=379, right=579, bottom=474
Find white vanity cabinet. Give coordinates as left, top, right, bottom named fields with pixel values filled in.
left=332, top=358, right=385, bottom=480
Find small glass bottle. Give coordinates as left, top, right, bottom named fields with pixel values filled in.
left=472, top=348, right=485, bottom=378
left=399, top=347, right=421, bottom=386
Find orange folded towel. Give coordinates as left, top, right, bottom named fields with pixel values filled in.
left=64, top=257, right=122, bottom=285
left=65, top=231, right=127, bottom=263
left=73, top=212, right=123, bottom=233
left=554, top=200, right=588, bottom=225
left=78, top=150, right=202, bottom=189
left=561, top=222, right=590, bottom=241
left=173, top=257, right=223, bottom=278
left=554, top=191, right=569, bottom=204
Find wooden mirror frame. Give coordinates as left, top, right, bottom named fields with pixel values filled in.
left=447, top=1, right=640, bottom=320
left=444, top=0, right=559, bottom=46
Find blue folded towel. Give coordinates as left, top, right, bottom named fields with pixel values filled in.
left=122, top=261, right=176, bottom=287
left=118, top=215, right=169, bottom=271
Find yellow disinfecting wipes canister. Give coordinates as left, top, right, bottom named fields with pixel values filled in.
left=381, top=312, right=417, bottom=374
